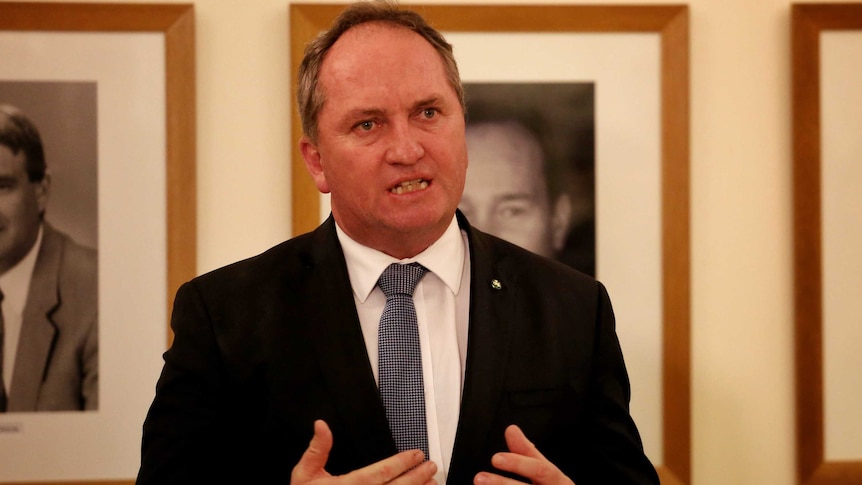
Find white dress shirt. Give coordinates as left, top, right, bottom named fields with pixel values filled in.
left=336, top=215, right=471, bottom=482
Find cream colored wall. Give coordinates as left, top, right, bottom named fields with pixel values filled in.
left=52, top=0, right=838, bottom=482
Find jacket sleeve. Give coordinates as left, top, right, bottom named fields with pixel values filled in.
left=137, top=281, right=233, bottom=484
left=574, top=282, right=660, bottom=484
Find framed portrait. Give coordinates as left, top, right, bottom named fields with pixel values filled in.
left=290, top=4, right=690, bottom=484
left=792, top=3, right=862, bottom=484
left=0, top=3, right=195, bottom=484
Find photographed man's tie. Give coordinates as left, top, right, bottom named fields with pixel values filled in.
left=377, top=262, right=429, bottom=460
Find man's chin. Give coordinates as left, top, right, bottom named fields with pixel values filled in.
left=384, top=211, right=452, bottom=234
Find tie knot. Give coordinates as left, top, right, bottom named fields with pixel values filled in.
left=378, top=263, right=428, bottom=298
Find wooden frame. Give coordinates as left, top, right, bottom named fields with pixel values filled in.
left=0, top=1, right=195, bottom=336
left=793, top=3, right=862, bottom=484
left=0, top=2, right=195, bottom=484
left=289, top=5, right=690, bottom=484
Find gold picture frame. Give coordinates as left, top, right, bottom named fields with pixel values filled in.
left=0, top=2, right=195, bottom=483
left=289, top=4, right=690, bottom=484
left=792, top=3, right=862, bottom=484
left=0, top=1, right=196, bottom=338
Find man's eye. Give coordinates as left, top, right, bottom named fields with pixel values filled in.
left=422, top=108, right=438, bottom=119
left=501, top=206, right=526, bottom=218
left=497, top=202, right=531, bottom=220
left=356, top=120, right=375, bottom=131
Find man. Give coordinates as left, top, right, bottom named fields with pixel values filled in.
left=460, top=96, right=596, bottom=276
left=0, top=104, right=98, bottom=412
left=138, top=2, right=657, bottom=484
left=459, top=117, right=573, bottom=260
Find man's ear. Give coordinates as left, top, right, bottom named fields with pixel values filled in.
left=300, top=136, right=331, bottom=194
left=550, top=193, right=573, bottom=252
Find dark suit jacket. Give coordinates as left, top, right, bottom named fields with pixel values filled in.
left=138, top=213, right=657, bottom=484
left=7, top=223, right=98, bottom=412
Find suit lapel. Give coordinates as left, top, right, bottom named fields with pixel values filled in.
left=448, top=217, right=520, bottom=481
left=8, top=225, right=61, bottom=411
left=301, top=219, right=395, bottom=465
left=298, top=216, right=523, bottom=475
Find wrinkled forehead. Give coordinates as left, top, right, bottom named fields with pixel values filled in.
left=467, top=121, right=544, bottom=164
left=323, top=22, right=437, bottom=75
left=317, top=22, right=458, bottom=116
left=466, top=122, right=548, bottom=189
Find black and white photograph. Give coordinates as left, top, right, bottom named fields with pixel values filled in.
left=461, top=82, right=595, bottom=275
left=0, top=3, right=195, bottom=482
left=0, top=81, right=99, bottom=413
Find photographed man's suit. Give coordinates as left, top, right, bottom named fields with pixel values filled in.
left=138, top=212, right=658, bottom=484
left=6, top=223, right=98, bottom=412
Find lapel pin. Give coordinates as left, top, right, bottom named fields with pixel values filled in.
left=490, top=279, right=502, bottom=290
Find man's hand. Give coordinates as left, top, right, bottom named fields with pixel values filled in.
left=291, top=420, right=438, bottom=484
left=473, top=425, right=575, bottom=485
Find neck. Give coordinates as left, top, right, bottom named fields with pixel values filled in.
left=335, top=218, right=451, bottom=260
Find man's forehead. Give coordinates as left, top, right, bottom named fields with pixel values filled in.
left=333, top=20, right=417, bottom=46
left=322, top=22, right=436, bottom=73
left=317, top=23, right=452, bottom=113
left=466, top=123, right=546, bottom=178
left=468, top=122, right=543, bottom=156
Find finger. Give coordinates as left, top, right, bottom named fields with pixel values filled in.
left=291, top=419, right=333, bottom=481
left=473, top=470, right=524, bottom=484
left=392, top=458, right=438, bottom=485
left=503, top=424, right=541, bottom=458
left=345, top=449, right=429, bottom=484
left=490, top=452, right=551, bottom=482
left=493, top=426, right=571, bottom=484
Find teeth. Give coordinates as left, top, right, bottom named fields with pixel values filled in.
left=391, top=179, right=429, bottom=194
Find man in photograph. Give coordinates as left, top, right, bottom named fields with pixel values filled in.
left=460, top=89, right=596, bottom=276
left=138, top=1, right=656, bottom=483
left=0, top=104, right=98, bottom=412
left=459, top=117, right=574, bottom=261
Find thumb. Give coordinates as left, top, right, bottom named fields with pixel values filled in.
left=291, top=420, right=334, bottom=481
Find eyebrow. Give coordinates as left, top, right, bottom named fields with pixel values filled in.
left=344, top=107, right=384, bottom=120
left=334, top=107, right=378, bottom=130
left=413, top=96, right=442, bottom=109
left=344, top=96, right=444, bottom=118
left=496, top=193, right=539, bottom=203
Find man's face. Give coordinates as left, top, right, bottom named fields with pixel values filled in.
left=300, top=22, right=468, bottom=258
left=459, top=121, right=569, bottom=258
left=0, top=145, right=48, bottom=274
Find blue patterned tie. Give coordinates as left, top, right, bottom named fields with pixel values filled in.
left=377, top=262, right=429, bottom=460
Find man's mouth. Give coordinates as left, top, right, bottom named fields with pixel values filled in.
left=390, top=179, right=429, bottom=195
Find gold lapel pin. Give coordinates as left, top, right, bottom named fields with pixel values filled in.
left=490, top=279, right=502, bottom=290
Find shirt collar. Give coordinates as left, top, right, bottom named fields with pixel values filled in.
left=336, top=215, right=465, bottom=303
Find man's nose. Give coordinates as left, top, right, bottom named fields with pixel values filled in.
left=383, top=121, right=424, bottom=165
